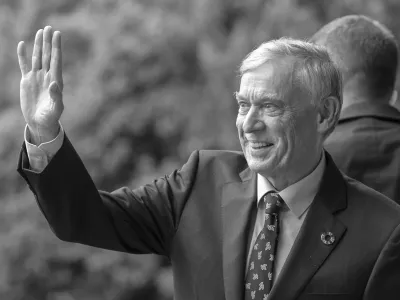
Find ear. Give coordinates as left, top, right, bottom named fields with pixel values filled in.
left=316, top=96, right=341, bottom=136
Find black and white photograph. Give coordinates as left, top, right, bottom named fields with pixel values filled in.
left=1, top=0, right=400, bottom=299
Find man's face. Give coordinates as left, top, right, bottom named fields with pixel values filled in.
left=236, top=60, right=322, bottom=186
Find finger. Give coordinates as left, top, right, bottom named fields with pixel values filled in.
left=50, top=31, right=63, bottom=91
left=32, top=29, right=43, bottom=71
left=42, top=26, right=53, bottom=71
left=17, top=41, right=29, bottom=75
left=49, top=81, right=64, bottom=121
left=49, top=81, right=62, bottom=103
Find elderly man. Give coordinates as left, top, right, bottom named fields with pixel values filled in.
left=310, top=15, right=400, bottom=203
left=17, top=26, right=400, bottom=300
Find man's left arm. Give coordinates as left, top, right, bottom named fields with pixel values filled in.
left=363, top=223, right=400, bottom=299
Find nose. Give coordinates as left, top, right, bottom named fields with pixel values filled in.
left=242, top=106, right=264, bottom=133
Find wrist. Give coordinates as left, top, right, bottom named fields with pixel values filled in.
left=27, top=123, right=60, bottom=145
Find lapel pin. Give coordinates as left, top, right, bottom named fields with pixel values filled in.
left=321, top=231, right=335, bottom=245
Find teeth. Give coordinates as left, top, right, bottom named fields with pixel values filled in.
left=249, top=142, right=272, bottom=148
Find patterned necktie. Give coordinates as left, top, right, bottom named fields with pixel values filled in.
left=244, top=191, right=283, bottom=300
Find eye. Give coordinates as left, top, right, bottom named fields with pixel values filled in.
left=237, top=101, right=250, bottom=114
left=263, top=103, right=274, bottom=109
left=238, top=101, right=249, bottom=108
left=262, top=103, right=280, bottom=111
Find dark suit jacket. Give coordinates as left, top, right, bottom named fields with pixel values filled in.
left=18, top=136, right=400, bottom=300
left=324, top=102, right=400, bottom=203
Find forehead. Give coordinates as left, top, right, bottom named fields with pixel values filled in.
left=239, top=59, right=300, bottom=102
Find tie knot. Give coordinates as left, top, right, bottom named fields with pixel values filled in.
left=263, top=192, right=283, bottom=214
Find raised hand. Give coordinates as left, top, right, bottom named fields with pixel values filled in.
left=17, top=26, right=64, bottom=145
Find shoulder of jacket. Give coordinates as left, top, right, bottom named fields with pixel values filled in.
left=345, top=175, right=400, bottom=220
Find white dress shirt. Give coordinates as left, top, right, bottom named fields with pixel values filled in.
left=25, top=125, right=65, bottom=172
left=247, top=153, right=326, bottom=283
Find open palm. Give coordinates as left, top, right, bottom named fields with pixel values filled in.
left=18, top=26, right=64, bottom=144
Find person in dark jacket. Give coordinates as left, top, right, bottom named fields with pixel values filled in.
left=310, top=15, right=400, bottom=203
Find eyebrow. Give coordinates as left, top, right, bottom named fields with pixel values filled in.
left=234, top=91, right=282, bottom=103
left=234, top=92, right=245, bottom=102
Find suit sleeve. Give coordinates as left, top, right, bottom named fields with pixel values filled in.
left=17, top=134, right=199, bottom=257
left=363, top=222, right=400, bottom=299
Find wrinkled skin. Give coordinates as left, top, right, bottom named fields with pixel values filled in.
left=235, top=59, right=326, bottom=190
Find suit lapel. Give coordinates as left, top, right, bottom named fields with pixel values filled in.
left=269, top=152, right=348, bottom=300
left=222, top=167, right=257, bottom=300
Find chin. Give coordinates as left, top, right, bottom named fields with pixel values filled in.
left=246, top=156, right=275, bottom=175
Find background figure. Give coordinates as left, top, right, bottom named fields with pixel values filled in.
left=310, top=15, right=400, bottom=203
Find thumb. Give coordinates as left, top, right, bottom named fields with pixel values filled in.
left=48, top=81, right=62, bottom=102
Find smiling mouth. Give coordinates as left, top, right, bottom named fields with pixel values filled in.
left=248, top=142, right=274, bottom=149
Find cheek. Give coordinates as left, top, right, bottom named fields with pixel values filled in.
left=270, top=118, right=294, bottom=145
left=272, top=114, right=303, bottom=151
left=292, top=112, right=318, bottom=146
left=236, top=116, right=244, bottom=133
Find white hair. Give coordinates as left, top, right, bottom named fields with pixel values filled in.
left=239, top=37, right=342, bottom=108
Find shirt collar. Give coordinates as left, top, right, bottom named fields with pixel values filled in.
left=257, top=152, right=326, bottom=218
left=339, top=102, right=400, bottom=123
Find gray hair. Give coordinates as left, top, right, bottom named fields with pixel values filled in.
left=239, top=37, right=342, bottom=108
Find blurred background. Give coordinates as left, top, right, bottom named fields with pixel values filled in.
left=1, top=0, right=400, bottom=299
